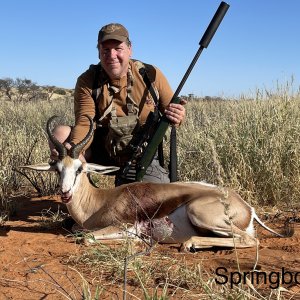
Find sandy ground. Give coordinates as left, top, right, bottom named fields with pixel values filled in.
left=0, top=195, right=300, bottom=299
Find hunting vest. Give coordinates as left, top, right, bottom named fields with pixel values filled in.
left=90, top=60, right=161, bottom=164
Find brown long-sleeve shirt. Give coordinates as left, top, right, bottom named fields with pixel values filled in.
left=70, top=59, right=173, bottom=149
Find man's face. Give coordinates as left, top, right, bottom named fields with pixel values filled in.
left=99, top=40, right=132, bottom=80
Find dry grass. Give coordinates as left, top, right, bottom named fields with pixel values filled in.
left=0, top=96, right=73, bottom=223
left=177, top=87, right=300, bottom=207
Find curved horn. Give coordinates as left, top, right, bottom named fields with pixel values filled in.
left=47, top=115, right=67, bottom=160
left=70, top=115, right=94, bottom=159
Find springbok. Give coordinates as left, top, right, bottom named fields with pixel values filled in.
left=21, top=115, right=285, bottom=251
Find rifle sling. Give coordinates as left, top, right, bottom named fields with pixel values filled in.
left=138, top=67, right=167, bottom=168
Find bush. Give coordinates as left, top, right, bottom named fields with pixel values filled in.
left=54, top=88, right=67, bottom=95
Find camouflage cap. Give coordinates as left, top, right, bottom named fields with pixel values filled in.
left=98, top=23, right=129, bottom=43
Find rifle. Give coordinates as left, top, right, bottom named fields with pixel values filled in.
left=122, top=1, right=230, bottom=182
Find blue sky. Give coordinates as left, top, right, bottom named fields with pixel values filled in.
left=0, top=0, right=299, bottom=97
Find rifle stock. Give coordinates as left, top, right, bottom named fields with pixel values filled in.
left=136, top=1, right=230, bottom=181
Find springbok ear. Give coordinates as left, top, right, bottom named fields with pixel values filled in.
left=85, top=163, right=119, bottom=174
left=19, top=163, right=56, bottom=172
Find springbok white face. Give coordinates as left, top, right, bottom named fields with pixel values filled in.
left=20, top=115, right=119, bottom=204
left=55, top=156, right=84, bottom=203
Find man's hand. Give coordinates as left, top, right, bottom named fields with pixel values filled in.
left=165, top=98, right=187, bottom=126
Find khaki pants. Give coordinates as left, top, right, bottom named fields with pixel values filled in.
left=115, top=157, right=170, bottom=186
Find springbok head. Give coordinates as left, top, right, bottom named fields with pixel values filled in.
left=21, top=115, right=119, bottom=203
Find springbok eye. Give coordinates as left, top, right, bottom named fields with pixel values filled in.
left=76, top=166, right=83, bottom=176
left=49, top=161, right=59, bottom=174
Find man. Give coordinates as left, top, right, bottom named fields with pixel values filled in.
left=51, top=23, right=186, bottom=185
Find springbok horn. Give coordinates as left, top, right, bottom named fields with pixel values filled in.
left=47, top=115, right=67, bottom=160
left=70, top=115, right=94, bottom=159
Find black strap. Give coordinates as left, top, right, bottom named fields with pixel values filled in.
left=138, top=67, right=159, bottom=106
left=169, top=125, right=177, bottom=182
left=139, top=67, right=168, bottom=168
left=139, top=65, right=178, bottom=175
left=91, top=64, right=102, bottom=123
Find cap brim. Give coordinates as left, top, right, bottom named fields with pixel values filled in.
left=100, top=34, right=128, bottom=43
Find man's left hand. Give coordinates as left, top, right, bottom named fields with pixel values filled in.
left=165, top=98, right=187, bottom=126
